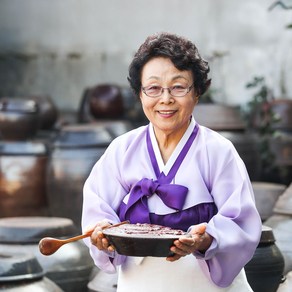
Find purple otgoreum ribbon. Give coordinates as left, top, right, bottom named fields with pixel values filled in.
left=119, top=123, right=199, bottom=223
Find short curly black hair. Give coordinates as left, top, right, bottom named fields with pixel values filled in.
left=128, top=32, right=211, bottom=98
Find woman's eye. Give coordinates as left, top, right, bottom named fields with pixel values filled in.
left=172, top=85, right=185, bottom=90
left=145, top=86, right=162, bottom=93
left=148, top=86, right=161, bottom=90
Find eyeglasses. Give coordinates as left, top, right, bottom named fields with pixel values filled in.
left=141, top=84, right=194, bottom=98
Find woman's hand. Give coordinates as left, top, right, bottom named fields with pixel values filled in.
left=87, top=220, right=115, bottom=252
left=166, top=223, right=212, bottom=262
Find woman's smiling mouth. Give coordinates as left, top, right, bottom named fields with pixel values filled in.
left=158, top=110, right=176, bottom=116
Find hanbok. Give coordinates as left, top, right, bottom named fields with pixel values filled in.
left=82, top=117, right=261, bottom=291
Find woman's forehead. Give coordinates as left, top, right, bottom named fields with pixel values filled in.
left=141, top=57, right=192, bottom=81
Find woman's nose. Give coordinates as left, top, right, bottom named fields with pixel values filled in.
left=159, top=89, right=174, bottom=103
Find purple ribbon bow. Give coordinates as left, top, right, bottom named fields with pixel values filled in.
left=118, top=123, right=199, bottom=224
left=122, top=178, right=188, bottom=223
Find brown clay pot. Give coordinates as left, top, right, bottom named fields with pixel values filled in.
left=0, top=97, right=40, bottom=140
left=0, top=141, right=49, bottom=217
left=89, top=84, right=124, bottom=119
left=30, top=95, right=59, bottom=130
left=78, top=84, right=124, bottom=122
left=46, top=124, right=113, bottom=229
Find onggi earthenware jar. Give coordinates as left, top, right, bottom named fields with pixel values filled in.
left=0, top=216, right=94, bottom=292
left=0, top=252, right=63, bottom=291
left=265, top=214, right=292, bottom=274
left=78, top=84, right=124, bottom=122
left=30, top=95, right=59, bottom=130
left=245, top=225, right=285, bottom=292
left=0, top=141, right=49, bottom=217
left=0, top=97, right=40, bottom=140
left=46, top=124, right=112, bottom=229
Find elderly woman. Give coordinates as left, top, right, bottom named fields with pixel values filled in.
left=82, top=32, right=261, bottom=292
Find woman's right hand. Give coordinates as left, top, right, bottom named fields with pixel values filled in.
left=88, top=221, right=115, bottom=252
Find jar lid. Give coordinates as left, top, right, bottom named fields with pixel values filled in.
left=0, top=97, right=38, bottom=113
left=0, top=252, right=44, bottom=282
left=260, top=225, right=275, bottom=243
left=0, top=217, right=78, bottom=244
left=53, top=124, right=112, bottom=148
left=0, top=141, right=48, bottom=156
left=92, top=120, right=133, bottom=139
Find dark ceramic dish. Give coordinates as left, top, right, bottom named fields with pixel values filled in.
left=103, top=223, right=186, bottom=257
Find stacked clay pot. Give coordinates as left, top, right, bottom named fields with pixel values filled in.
left=0, top=252, right=63, bottom=291
left=46, top=124, right=113, bottom=230
left=0, top=216, right=94, bottom=292
left=0, top=141, right=49, bottom=217
left=0, top=96, right=59, bottom=218
left=0, top=97, right=40, bottom=140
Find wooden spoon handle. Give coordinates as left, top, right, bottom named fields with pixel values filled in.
left=62, top=220, right=130, bottom=244
left=61, top=230, right=93, bottom=243
left=105, top=220, right=130, bottom=230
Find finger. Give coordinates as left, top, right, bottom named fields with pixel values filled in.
left=175, top=238, right=196, bottom=251
left=107, top=245, right=115, bottom=252
left=192, top=223, right=207, bottom=235
left=178, top=237, right=196, bottom=247
left=86, top=221, right=109, bottom=234
left=101, top=237, right=109, bottom=249
left=91, top=230, right=106, bottom=249
left=91, top=235, right=103, bottom=249
left=170, top=244, right=189, bottom=256
left=166, top=253, right=182, bottom=262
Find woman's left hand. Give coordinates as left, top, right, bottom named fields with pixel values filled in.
left=166, top=223, right=212, bottom=262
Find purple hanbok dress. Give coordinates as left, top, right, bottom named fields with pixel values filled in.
left=82, top=117, right=261, bottom=291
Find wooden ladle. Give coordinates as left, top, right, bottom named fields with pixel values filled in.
left=38, top=220, right=129, bottom=256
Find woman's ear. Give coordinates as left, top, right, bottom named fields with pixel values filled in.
left=194, top=95, right=199, bottom=105
left=139, top=90, right=143, bottom=101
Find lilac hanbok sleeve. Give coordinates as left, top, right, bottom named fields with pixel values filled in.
left=81, top=127, right=150, bottom=273
left=81, top=139, right=129, bottom=273
left=193, top=129, right=262, bottom=287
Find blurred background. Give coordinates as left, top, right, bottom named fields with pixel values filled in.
left=0, top=0, right=292, bottom=110
left=0, top=1, right=292, bottom=292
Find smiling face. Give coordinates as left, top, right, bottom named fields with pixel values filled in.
left=140, top=57, right=198, bottom=139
